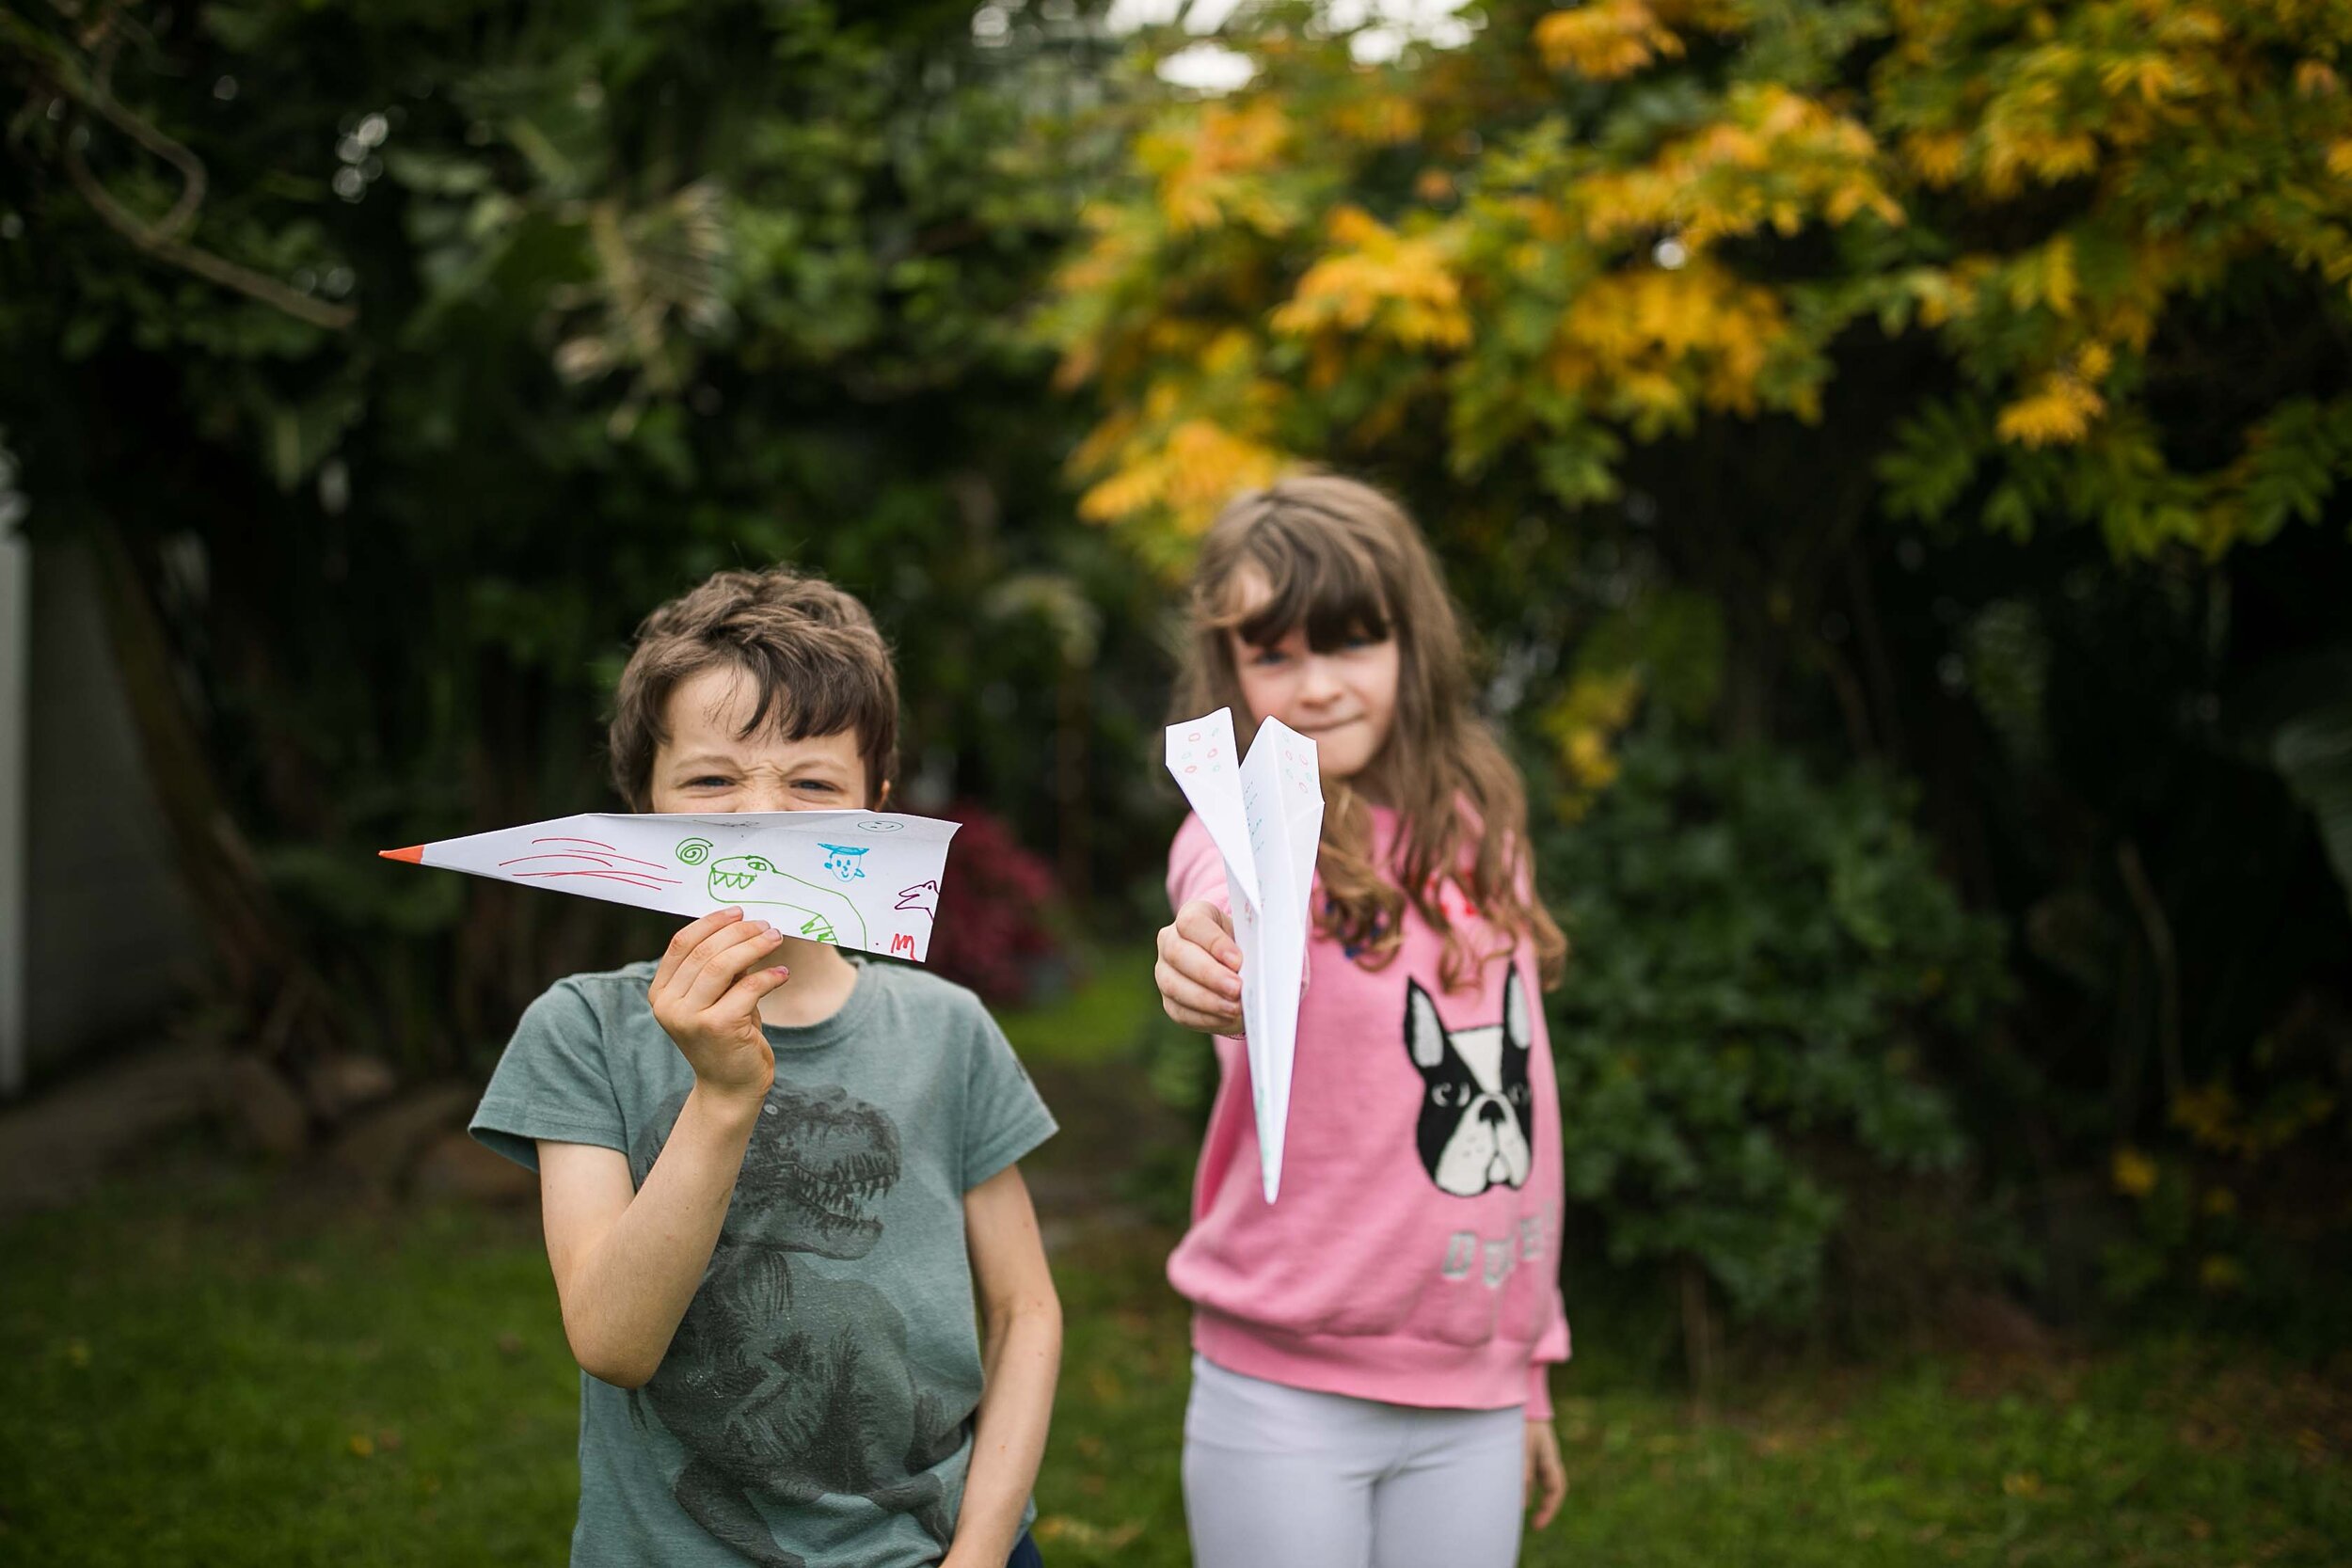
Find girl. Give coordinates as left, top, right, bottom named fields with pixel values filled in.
left=1153, top=475, right=1571, bottom=1568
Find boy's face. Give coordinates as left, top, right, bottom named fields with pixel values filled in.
left=647, top=663, right=873, bottom=814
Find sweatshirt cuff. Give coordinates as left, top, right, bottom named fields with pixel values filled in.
left=1525, top=1359, right=1554, bottom=1420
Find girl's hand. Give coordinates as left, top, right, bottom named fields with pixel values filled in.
left=1156, top=897, right=1245, bottom=1033
left=1524, top=1418, right=1566, bottom=1528
left=648, top=908, right=790, bottom=1101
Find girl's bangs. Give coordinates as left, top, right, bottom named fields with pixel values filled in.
left=1212, top=519, right=1392, bottom=651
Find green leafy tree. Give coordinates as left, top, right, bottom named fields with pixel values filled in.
left=0, top=0, right=1161, bottom=1072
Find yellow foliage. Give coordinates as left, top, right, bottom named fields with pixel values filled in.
left=1330, top=92, right=1425, bottom=147
left=2110, top=1145, right=2158, bottom=1198
left=1269, top=207, right=1472, bottom=351
left=1902, top=130, right=1971, bottom=188
left=1077, top=414, right=1290, bottom=535
left=1549, top=262, right=1789, bottom=420
left=1996, top=372, right=2106, bottom=447
left=2199, top=1254, right=2247, bottom=1292
left=2328, top=140, right=2352, bottom=181
left=1981, top=127, right=2101, bottom=197
left=1141, top=100, right=1293, bottom=235
left=1575, top=86, right=1900, bottom=251
left=1535, top=0, right=1684, bottom=81
left=1540, top=668, right=1645, bottom=803
left=2170, top=1077, right=2339, bottom=1158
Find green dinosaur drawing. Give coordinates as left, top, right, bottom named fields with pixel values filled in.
left=699, top=853, right=869, bottom=950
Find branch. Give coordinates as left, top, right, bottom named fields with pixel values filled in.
left=6, top=8, right=356, bottom=330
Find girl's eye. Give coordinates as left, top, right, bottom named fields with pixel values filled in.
left=1248, top=646, right=1290, bottom=667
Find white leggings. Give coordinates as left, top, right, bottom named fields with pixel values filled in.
left=1182, top=1355, right=1527, bottom=1568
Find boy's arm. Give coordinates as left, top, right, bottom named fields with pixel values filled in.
left=537, top=1083, right=763, bottom=1388
left=538, top=908, right=788, bottom=1388
left=944, top=1162, right=1061, bottom=1568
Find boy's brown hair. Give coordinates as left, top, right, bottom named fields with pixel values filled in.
left=608, top=566, right=898, bottom=811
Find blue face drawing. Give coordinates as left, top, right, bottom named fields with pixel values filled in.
left=818, top=843, right=869, bottom=883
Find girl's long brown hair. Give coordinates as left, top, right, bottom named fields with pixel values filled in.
left=1175, top=474, right=1566, bottom=993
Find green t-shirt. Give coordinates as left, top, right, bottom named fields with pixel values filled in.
left=470, top=956, right=1057, bottom=1568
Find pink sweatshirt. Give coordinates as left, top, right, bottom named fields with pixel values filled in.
left=1165, top=808, right=1571, bottom=1418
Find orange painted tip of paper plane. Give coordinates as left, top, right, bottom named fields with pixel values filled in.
left=379, top=846, right=424, bottom=863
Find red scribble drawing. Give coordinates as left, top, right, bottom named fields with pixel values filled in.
left=894, top=880, right=940, bottom=920
left=530, top=837, right=672, bottom=872
left=501, top=847, right=681, bottom=887
left=515, top=869, right=676, bottom=892
left=890, top=932, right=918, bottom=958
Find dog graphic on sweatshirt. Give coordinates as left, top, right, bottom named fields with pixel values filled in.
left=1404, top=967, right=1534, bottom=1196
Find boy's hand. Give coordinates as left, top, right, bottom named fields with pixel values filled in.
left=1156, top=897, right=1244, bottom=1034
left=648, top=908, right=789, bottom=1101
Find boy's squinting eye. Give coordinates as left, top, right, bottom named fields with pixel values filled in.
left=687, top=775, right=731, bottom=788
left=793, top=779, right=841, bottom=792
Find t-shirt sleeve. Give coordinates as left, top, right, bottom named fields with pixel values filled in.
left=469, top=979, right=629, bottom=1172
left=959, top=1003, right=1057, bottom=1192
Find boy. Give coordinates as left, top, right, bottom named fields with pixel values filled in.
left=469, top=566, right=1060, bottom=1568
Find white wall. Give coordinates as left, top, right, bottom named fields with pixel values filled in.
left=8, top=539, right=203, bottom=1095
left=0, top=526, right=27, bottom=1097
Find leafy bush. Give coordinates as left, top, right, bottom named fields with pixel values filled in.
left=929, top=802, right=1061, bottom=1006
left=1539, top=726, right=2009, bottom=1324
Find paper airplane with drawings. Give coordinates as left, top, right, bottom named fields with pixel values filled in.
left=1166, top=707, right=1326, bottom=1202
left=380, top=811, right=961, bottom=964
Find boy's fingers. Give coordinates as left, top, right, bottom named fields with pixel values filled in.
left=654, top=908, right=742, bottom=990
left=679, top=923, right=781, bottom=1011
left=661, top=917, right=769, bottom=1012
left=710, top=964, right=791, bottom=1023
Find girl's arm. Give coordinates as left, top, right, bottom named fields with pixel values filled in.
left=538, top=908, right=789, bottom=1387
left=944, top=1162, right=1062, bottom=1568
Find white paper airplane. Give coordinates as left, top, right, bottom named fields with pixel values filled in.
left=381, top=811, right=961, bottom=963
left=1166, top=708, right=1325, bottom=1202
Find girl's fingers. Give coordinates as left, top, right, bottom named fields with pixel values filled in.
left=1175, top=901, right=1244, bottom=972
left=1160, top=922, right=1243, bottom=1001
left=1157, top=958, right=1242, bottom=1032
left=1527, top=1426, right=1566, bottom=1528
left=653, top=908, right=743, bottom=993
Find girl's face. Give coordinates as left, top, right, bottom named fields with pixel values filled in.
left=1225, top=565, right=1401, bottom=783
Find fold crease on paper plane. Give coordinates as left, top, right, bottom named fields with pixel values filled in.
left=380, top=811, right=960, bottom=964
left=1167, top=708, right=1325, bottom=1201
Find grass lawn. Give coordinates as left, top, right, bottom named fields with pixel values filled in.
left=1, top=948, right=2344, bottom=1565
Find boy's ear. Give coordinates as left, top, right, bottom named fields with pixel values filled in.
left=875, top=778, right=892, bottom=811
